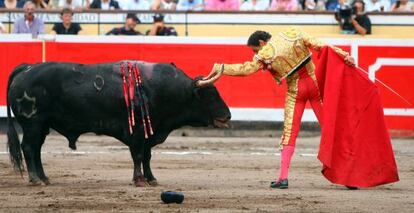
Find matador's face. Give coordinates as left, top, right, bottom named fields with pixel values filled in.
left=248, top=40, right=268, bottom=54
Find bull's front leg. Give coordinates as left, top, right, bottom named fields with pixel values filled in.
left=143, top=144, right=157, bottom=186
left=129, top=142, right=146, bottom=187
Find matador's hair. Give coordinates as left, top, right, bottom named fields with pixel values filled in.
left=247, top=31, right=272, bottom=47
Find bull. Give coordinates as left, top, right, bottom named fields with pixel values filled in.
left=6, top=61, right=231, bottom=186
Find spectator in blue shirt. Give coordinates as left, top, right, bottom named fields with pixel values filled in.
left=177, top=0, right=204, bottom=10
left=0, top=0, right=25, bottom=8
left=325, top=0, right=339, bottom=10
left=13, top=1, right=45, bottom=37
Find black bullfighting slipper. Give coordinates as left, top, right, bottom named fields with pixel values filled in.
left=161, top=191, right=184, bottom=204
left=270, top=179, right=289, bottom=189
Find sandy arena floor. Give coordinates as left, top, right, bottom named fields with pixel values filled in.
left=0, top=133, right=413, bottom=212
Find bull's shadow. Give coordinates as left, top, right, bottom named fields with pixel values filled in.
left=6, top=61, right=231, bottom=186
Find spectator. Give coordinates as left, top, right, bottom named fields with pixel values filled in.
left=336, top=0, right=371, bottom=35
left=365, top=0, right=391, bottom=11
left=205, top=0, right=240, bottom=10
left=151, top=0, right=177, bottom=10
left=177, top=0, right=204, bottom=10
left=240, top=0, right=270, bottom=10
left=0, top=0, right=25, bottom=8
left=51, top=8, right=82, bottom=34
left=32, top=0, right=53, bottom=9
left=0, top=21, right=6, bottom=33
left=106, top=13, right=142, bottom=35
left=120, top=0, right=151, bottom=10
left=146, top=13, right=178, bottom=36
left=325, top=0, right=338, bottom=10
left=269, top=0, right=299, bottom=10
left=352, top=0, right=371, bottom=34
left=89, top=0, right=120, bottom=9
left=13, top=1, right=45, bottom=37
left=391, top=0, right=413, bottom=11
left=303, top=0, right=327, bottom=10
left=58, top=0, right=86, bottom=9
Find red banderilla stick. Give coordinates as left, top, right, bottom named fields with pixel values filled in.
left=121, top=64, right=133, bottom=134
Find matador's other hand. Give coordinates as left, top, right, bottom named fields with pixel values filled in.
left=345, top=55, right=355, bottom=66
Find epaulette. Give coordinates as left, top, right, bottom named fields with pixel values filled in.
left=279, top=27, right=303, bottom=42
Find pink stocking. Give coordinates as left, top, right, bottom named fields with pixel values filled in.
left=278, top=145, right=295, bottom=180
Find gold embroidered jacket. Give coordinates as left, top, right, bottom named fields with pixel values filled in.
left=213, top=27, right=349, bottom=84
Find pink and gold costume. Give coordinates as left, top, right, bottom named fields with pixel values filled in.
left=212, top=27, right=349, bottom=147
left=211, top=28, right=398, bottom=187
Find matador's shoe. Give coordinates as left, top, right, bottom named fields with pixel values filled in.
left=270, top=179, right=289, bottom=189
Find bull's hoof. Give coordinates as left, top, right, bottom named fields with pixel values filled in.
left=41, top=178, right=51, bottom=185
left=134, top=180, right=148, bottom=187
left=28, top=179, right=42, bottom=186
left=147, top=180, right=158, bottom=186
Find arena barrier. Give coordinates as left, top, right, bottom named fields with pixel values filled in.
left=0, top=34, right=413, bottom=135
left=1, top=10, right=414, bottom=37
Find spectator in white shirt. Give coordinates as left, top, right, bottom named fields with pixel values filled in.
left=0, top=21, right=6, bottom=33
left=364, top=0, right=391, bottom=11
left=58, top=0, right=86, bottom=9
left=240, top=0, right=270, bottom=10
left=120, top=0, right=151, bottom=10
left=152, top=0, right=177, bottom=10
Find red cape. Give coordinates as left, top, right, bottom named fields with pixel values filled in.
left=316, top=47, right=399, bottom=187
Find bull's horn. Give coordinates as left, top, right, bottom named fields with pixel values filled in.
left=196, top=70, right=223, bottom=87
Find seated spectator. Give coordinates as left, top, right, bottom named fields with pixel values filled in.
left=0, top=21, right=6, bottom=33
left=391, top=0, right=413, bottom=11
left=89, top=0, right=120, bottom=9
left=0, top=0, right=25, bottom=8
left=240, top=0, right=270, bottom=10
left=205, top=0, right=240, bottom=10
left=106, top=13, right=142, bottom=35
left=177, top=0, right=204, bottom=10
left=303, top=0, right=326, bottom=10
left=58, top=0, right=86, bottom=10
left=336, top=0, right=371, bottom=35
left=32, top=0, right=53, bottom=9
left=151, top=0, right=177, bottom=10
left=146, top=13, right=178, bottom=36
left=325, top=0, right=339, bottom=10
left=365, top=0, right=391, bottom=11
left=13, top=1, right=45, bottom=37
left=269, top=0, right=299, bottom=10
left=120, top=0, right=151, bottom=10
left=51, top=8, right=82, bottom=34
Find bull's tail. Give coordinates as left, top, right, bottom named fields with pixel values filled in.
left=6, top=64, right=29, bottom=175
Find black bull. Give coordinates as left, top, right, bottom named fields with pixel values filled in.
left=6, top=61, right=231, bottom=186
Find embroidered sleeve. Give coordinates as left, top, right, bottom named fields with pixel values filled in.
left=214, top=57, right=262, bottom=76
left=301, top=30, right=349, bottom=59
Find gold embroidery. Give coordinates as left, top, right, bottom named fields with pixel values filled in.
left=306, top=62, right=323, bottom=105
left=275, top=56, right=295, bottom=69
left=281, top=76, right=300, bottom=145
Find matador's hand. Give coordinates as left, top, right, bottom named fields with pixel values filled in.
left=203, top=64, right=223, bottom=80
left=196, top=64, right=223, bottom=87
left=345, top=55, right=355, bottom=66
left=203, top=66, right=218, bottom=80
